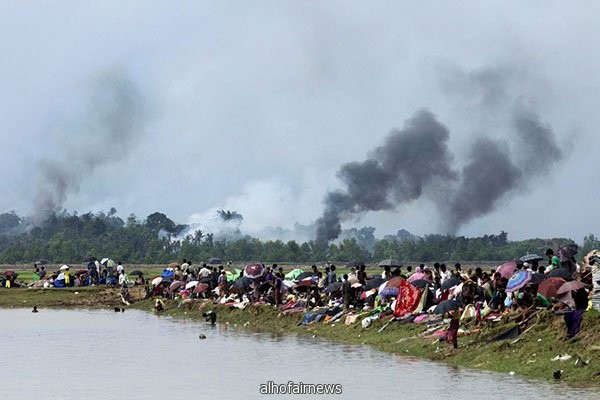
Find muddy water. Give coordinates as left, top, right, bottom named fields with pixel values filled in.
left=0, top=309, right=597, bottom=399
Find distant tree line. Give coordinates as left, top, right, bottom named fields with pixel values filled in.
left=0, top=210, right=595, bottom=265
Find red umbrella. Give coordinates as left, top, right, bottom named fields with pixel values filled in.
left=496, top=261, right=517, bottom=279
left=385, top=276, right=405, bottom=288
left=75, top=269, right=88, bottom=276
left=537, top=277, right=566, bottom=298
left=294, top=278, right=317, bottom=288
left=2, top=270, right=16, bottom=277
left=193, top=283, right=210, bottom=294
left=243, top=263, right=265, bottom=279
left=556, top=281, right=586, bottom=295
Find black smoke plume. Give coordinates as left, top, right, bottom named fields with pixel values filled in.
left=315, top=109, right=563, bottom=243
left=315, top=110, right=456, bottom=244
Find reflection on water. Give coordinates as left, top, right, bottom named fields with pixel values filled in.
left=0, top=309, right=597, bottom=400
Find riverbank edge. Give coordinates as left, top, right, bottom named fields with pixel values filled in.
left=1, top=287, right=599, bottom=387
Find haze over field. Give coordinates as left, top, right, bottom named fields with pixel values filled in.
left=1, top=2, right=599, bottom=243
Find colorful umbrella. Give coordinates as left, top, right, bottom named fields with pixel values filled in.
left=151, top=277, right=163, bottom=286
left=284, top=268, right=304, bottom=280
left=556, top=281, right=586, bottom=295
left=407, top=272, right=426, bottom=283
left=185, top=280, right=199, bottom=290
left=161, top=269, right=175, bottom=279
left=243, top=263, right=265, bottom=279
left=193, top=283, right=210, bottom=294
left=537, top=277, right=566, bottom=298
left=496, top=260, right=517, bottom=279
left=385, top=276, right=405, bottom=289
left=169, top=281, right=185, bottom=293
left=506, top=270, right=532, bottom=292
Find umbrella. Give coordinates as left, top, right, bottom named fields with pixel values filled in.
left=169, top=281, right=185, bottom=293
left=385, top=276, right=404, bottom=289
left=433, top=299, right=462, bottom=314
left=234, top=276, right=253, bottom=288
left=161, top=269, right=175, bottom=279
left=207, top=257, right=223, bottom=265
left=496, top=261, right=517, bottom=279
left=506, top=270, right=532, bottom=292
left=75, top=269, right=88, bottom=276
left=441, top=277, right=461, bottom=291
left=530, top=273, right=548, bottom=284
left=243, top=263, right=265, bottom=280
left=407, top=272, right=426, bottom=283
left=548, top=268, right=573, bottom=281
left=364, top=277, right=386, bottom=291
left=294, top=278, right=318, bottom=288
left=520, top=254, right=544, bottom=263
left=284, top=268, right=304, bottom=280
left=556, top=292, right=575, bottom=308
left=378, top=259, right=402, bottom=268
left=323, top=281, right=343, bottom=293
left=34, top=259, right=48, bottom=265
left=59, top=265, right=70, bottom=271
left=185, top=280, right=199, bottom=290
left=295, top=271, right=314, bottom=281
left=168, top=262, right=180, bottom=269
left=537, top=277, right=566, bottom=298
left=2, top=270, right=16, bottom=277
left=56, top=272, right=65, bottom=280
left=193, top=283, right=210, bottom=294
left=556, top=281, right=586, bottom=295
left=130, top=270, right=143, bottom=276
left=151, top=277, right=163, bottom=286
left=409, top=279, right=430, bottom=289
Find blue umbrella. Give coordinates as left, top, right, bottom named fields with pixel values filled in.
left=506, top=270, right=532, bottom=292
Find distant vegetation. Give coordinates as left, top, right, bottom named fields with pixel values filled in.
left=0, top=210, right=596, bottom=265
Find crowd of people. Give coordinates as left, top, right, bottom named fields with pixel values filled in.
left=152, top=247, right=598, bottom=346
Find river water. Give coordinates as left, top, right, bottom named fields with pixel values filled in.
left=0, top=309, right=597, bottom=399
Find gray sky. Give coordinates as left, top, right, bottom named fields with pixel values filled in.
left=1, top=1, right=599, bottom=242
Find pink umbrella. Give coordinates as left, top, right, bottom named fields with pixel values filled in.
left=244, top=263, right=265, bottom=279
left=168, top=281, right=185, bottom=293
left=496, top=261, right=517, bottom=279
left=193, top=283, right=210, bottom=294
left=407, top=272, right=426, bottom=283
